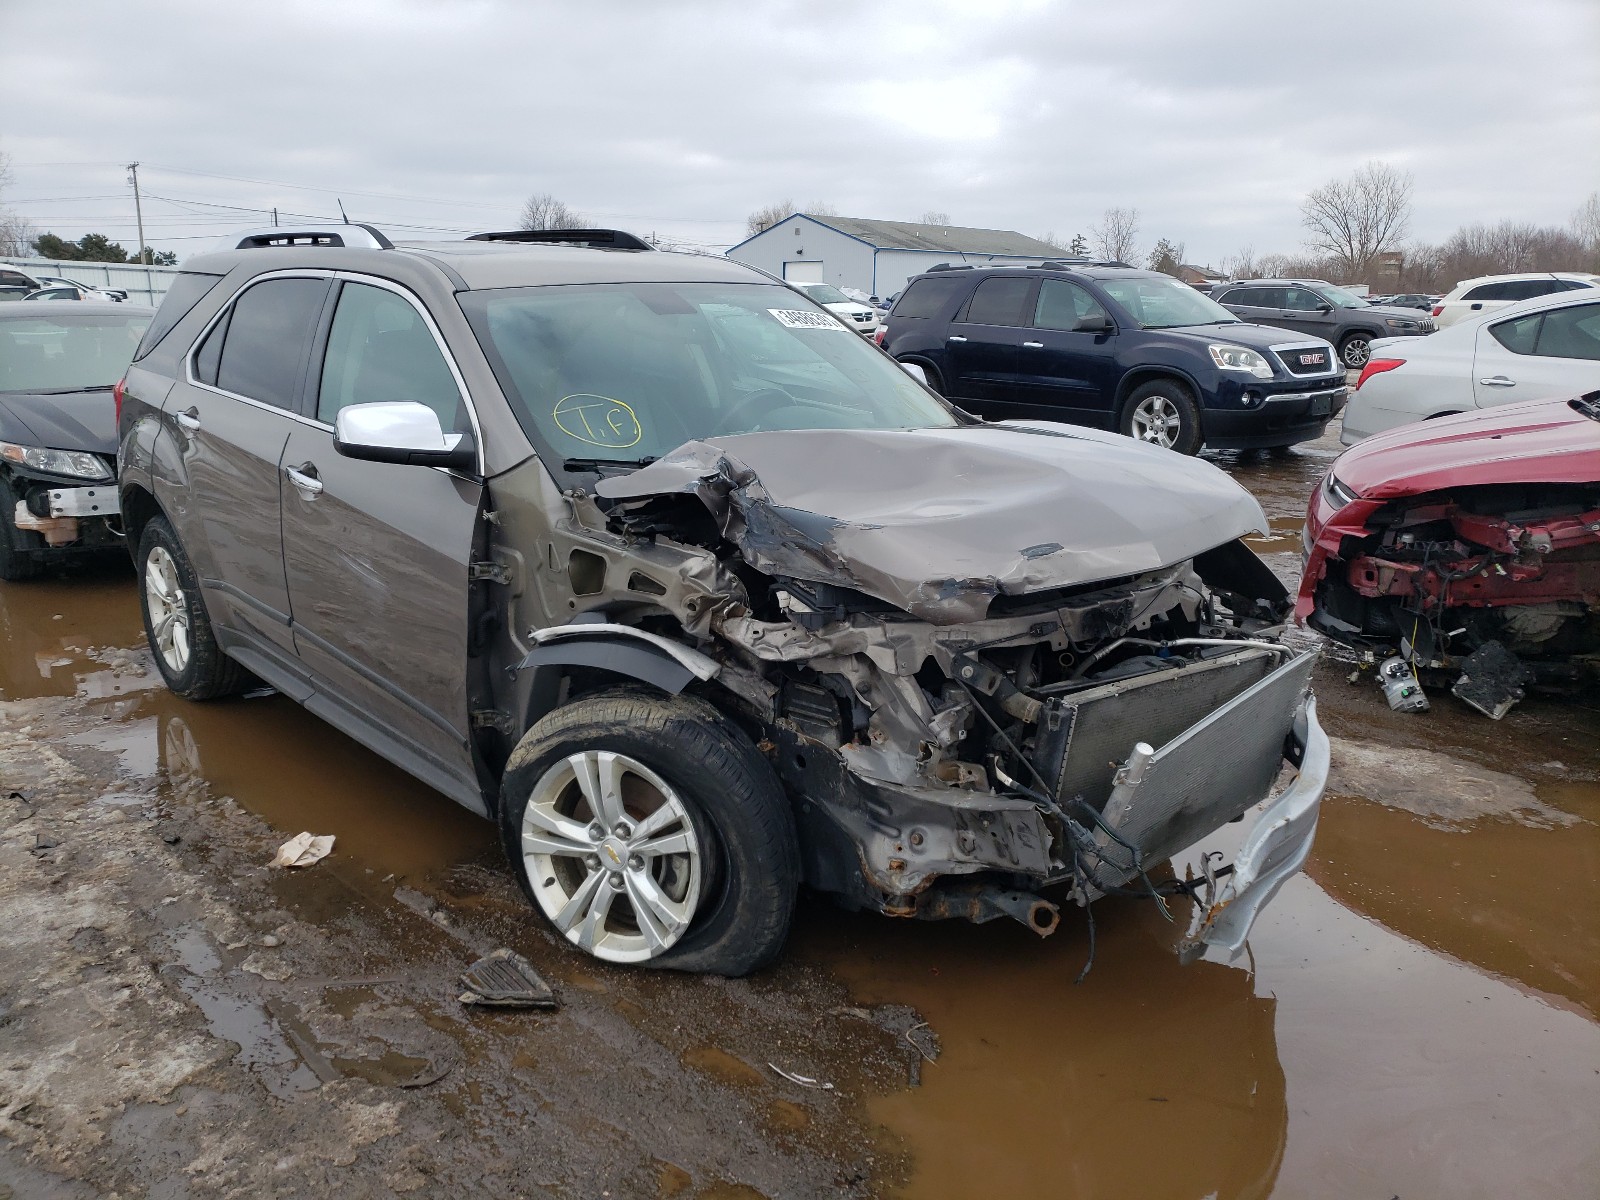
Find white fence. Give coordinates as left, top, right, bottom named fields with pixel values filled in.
left=1, top=256, right=182, bottom=307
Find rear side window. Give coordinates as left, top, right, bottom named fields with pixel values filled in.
left=214, top=277, right=330, bottom=410
left=1489, top=312, right=1541, bottom=355
left=893, top=275, right=967, bottom=319
left=317, top=282, right=463, bottom=430
left=1556, top=278, right=1599, bottom=292
left=1533, top=303, right=1600, bottom=360
left=961, top=277, right=1034, bottom=327
left=133, top=271, right=223, bottom=360
left=1464, top=282, right=1512, bottom=302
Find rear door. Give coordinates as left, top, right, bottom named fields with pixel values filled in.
left=1473, top=301, right=1600, bottom=408
left=1010, top=278, right=1120, bottom=423
left=167, top=273, right=332, bottom=661
left=1218, top=286, right=1282, bottom=325
left=278, top=277, right=485, bottom=805
left=942, top=275, right=1038, bottom=411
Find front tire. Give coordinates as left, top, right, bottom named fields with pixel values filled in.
left=1120, top=380, right=1203, bottom=455
left=136, top=517, right=251, bottom=699
left=1339, top=334, right=1371, bottom=369
left=500, top=689, right=799, bottom=976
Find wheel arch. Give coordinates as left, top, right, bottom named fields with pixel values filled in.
left=119, top=482, right=164, bottom=554
left=1114, top=367, right=1204, bottom=421
left=514, top=625, right=725, bottom=735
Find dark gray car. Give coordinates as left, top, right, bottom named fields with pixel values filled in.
left=116, top=224, right=1328, bottom=976
left=1214, top=279, right=1434, bottom=369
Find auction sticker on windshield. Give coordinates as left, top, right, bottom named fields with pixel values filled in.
left=769, top=308, right=847, bottom=331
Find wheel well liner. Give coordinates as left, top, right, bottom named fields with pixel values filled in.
left=119, top=484, right=162, bottom=549
left=1115, top=368, right=1201, bottom=411
left=516, top=632, right=711, bottom=730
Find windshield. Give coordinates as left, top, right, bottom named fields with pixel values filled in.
left=1096, top=275, right=1239, bottom=329
left=1310, top=284, right=1369, bottom=310
left=0, top=308, right=151, bottom=392
left=797, top=283, right=850, bottom=306
left=460, top=282, right=955, bottom=465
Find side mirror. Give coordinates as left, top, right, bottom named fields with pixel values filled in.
left=1315, top=304, right=1333, bottom=314
left=900, top=361, right=929, bottom=385
left=1073, top=313, right=1112, bottom=333
left=334, top=401, right=476, bottom=471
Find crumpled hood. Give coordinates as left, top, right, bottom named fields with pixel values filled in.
left=0, top=389, right=117, bottom=456
left=1333, top=395, right=1600, bottom=497
left=596, top=422, right=1266, bottom=624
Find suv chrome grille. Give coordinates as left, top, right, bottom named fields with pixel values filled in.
left=1273, top=345, right=1335, bottom=376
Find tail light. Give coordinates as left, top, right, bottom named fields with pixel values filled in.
left=113, top=376, right=126, bottom=423
left=1355, top=358, right=1405, bottom=390
left=873, top=327, right=886, bottom=347
left=1431, top=304, right=1444, bottom=317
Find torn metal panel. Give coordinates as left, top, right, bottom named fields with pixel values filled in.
left=597, top=425, right=1267, bottom=624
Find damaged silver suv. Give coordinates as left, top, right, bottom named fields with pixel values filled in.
left=117, top=224, right=1328, bottom=975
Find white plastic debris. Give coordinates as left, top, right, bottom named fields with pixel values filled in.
left=768, top=1063, right=834, bottom=1090
left=271, top=832, right=335, bottom=868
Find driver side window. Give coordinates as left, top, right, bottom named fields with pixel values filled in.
left=317, top=282, right=463, bottom=431
left=1282, top=288, right=1325, bottom=312
left=1033, top=279, right=1107, bottom=331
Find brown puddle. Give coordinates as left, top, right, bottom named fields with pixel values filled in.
left=0, top=564, right=496, bottom=893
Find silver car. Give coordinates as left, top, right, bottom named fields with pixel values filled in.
left=116, top=224, right=1327, bottom=975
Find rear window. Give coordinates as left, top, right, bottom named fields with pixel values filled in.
left=134, top=271, right=224, bottom=360
left=893, top=275, right=967, bottom=319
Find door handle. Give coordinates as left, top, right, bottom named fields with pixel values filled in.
left=1022, top=341, right=1044, bottom=349
left=946, top=335, right=967, bottom=343
left=284, top=463, right=324, bottom=497
left=1470, top=303, right=1483, bottom=310
left=174, top=407, right=201, bottom=431
left=1478, top=376, right=1516, bottom=387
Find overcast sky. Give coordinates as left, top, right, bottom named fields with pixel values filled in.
left=2, top=0, right=1597, bottom=266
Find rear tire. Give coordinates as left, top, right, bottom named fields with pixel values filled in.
left=0, top=477, right=45, bottom=582
left=1120, top=380, right=1203, bottom=455
left=500, top=689, right=799, bottom=976
left=136, top=516, right=251, bottom=699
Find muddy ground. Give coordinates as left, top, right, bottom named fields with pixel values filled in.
left=2, top=423, right=1597, bottom=1199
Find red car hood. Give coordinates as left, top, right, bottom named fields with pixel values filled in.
left=1334, top=397, right=1600, bottom=497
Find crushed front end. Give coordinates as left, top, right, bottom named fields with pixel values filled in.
left=566, top=428, right=1325, bottom=963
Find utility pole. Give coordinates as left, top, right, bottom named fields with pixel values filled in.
left=126, top=162, right=148, bottom=265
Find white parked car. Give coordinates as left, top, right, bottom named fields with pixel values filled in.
left=1342, top=289, right=1600, bottom=443
left=1430, top=272, right=1599, bottom=329
left=791, top=282, right=882, bottom=336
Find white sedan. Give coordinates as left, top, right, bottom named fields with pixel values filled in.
left=1342, top=288, right=1600, bottom=444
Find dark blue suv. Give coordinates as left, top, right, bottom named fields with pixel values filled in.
left=882, top=264, right=1348, bottom=454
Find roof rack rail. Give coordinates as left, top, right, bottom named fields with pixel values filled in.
left=234, top=224, right=394, bottom=250
left=466, top=228, right=654, bottom=251
left=926, top=263, right=975, bottom=272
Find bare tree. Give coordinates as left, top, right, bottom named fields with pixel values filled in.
left=1090, top=207, right=1139, bottom=264
left=1301, top=161, right=1412, bottom=280
left=919, top=210, right=951, bottom=226
left=1221, top=244, right=1258, bottom=280
left=518, top=192, right=587, bottom=231
left=1573, top=191, right=1600, bottom=253
left=0, top=145, right=37, bottom=257
left=1147, top=237, right=1186, bottom=275
left=746, top=200, right=796, bottom=237
left=804, top=201, right=837, bottom=218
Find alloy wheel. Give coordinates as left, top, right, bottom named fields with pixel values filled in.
left=1130, top=394, right=1183, bottom=448
left=144, top=546, right=192, bottom=675
left=521, top=750, right=703, bottom=963
left=1342, top=337, right=1371, bottom=368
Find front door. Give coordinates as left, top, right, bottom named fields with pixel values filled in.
left=943, top=275, right=1037, bottom=412
left=1277, top=285, right=1338, bottom=339
left=164, top=274, right=331, bottom=660
left=279, top=278, right=485, bottom=804
left=1011, top=278, right=1120, bottom=424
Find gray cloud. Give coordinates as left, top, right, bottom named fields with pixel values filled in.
left=2, top=0, right=1596, bottom=264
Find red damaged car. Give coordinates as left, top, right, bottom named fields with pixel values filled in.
left=1299, top=393, right=1600, bottom=714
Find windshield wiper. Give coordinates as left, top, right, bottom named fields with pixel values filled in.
left=10, top=385, right=115, bottom=395
left=562, top=455, right=659, bottom=473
